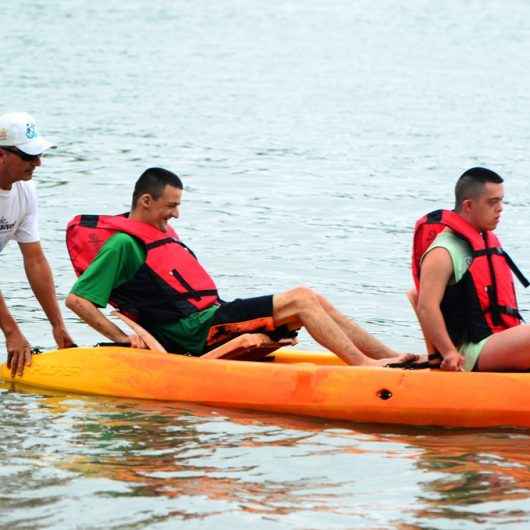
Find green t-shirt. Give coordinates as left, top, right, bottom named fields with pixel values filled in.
left=70, top=233, right=219, bottom=355
left=423, top=228, right=490, bottom=371
left=426, top=229, right=473, bottom=285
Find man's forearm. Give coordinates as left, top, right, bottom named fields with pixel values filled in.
left=24, top=256, right=64, bottom=327
left=417, top=302, right=458, bottom=357
left=0, top=290, right=21, bottom=336
left=65, top=293, right=128, bottom=342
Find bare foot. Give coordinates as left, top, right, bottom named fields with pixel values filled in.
left=368, top=353, right=421, bottom=368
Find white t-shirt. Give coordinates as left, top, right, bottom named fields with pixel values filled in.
left=0, top=181, right=39, bottom=252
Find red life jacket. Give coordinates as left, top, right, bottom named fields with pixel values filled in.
left=412, top=209, right=528, bottom=346
left=66, top=214, right=219, bottom=326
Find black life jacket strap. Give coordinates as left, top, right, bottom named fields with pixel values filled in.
left=472, top=247, right=502, bottom=257
left=145, top=239, right=199, bottom=261
left=176, top=241, right=198, bottom=259
left=496, top=305, right=523, bottom=320
left=79, top=214, right=100, bottom=228
left=143, top=240, right=214, bottom=301
left=472, top=247, right=530, bottom=288
left=170, top=289, right=219, bottom=301
left=171, top=268, right=217, bottom=301
left=502, top=250, right=530, bottom=288
left=426, top=209, right=444, bottom=223
left=481, top=235, right=502, bottom=326
left=484, top=304, right=524, bottom=322
left=145, top=237, right=178, bottom=251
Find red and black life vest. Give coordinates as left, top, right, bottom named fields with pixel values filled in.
left=66, top=214, right=219, bottom=327
left=412, top=209, right=529, bottom=346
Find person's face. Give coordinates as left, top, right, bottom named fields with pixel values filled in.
left=142, top=185, right=182, bottom=231
left=465, top=182, right=504, bottom=232
left=0, top=147, right=42, bottom=186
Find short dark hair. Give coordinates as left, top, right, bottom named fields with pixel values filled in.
left=132, top=167, right=183, bottom=208
left=454, top=167, right=503, bottom=210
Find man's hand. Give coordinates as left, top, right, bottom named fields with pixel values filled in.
left=52, top=324, right=76, bottom=349
left=127, top=334, right=147, bottom=349
left=6, top=329, right=32, bottom=377
left=440, top=350, right=465, bottom=371
left=371, top=353, right=420, bottom=367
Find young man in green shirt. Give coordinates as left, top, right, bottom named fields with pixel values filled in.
left=417, top=167, right=530, bottom=372
left=67, top=167, right=415, bottom=367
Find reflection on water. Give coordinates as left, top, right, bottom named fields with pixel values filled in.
left=2, top=386, right=530, bottom=529
left=396, top=433, right=530, bottom=528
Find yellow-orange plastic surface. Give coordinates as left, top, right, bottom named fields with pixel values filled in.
left=2, top=347, right=529, bottom=428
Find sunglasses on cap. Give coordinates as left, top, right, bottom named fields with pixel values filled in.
left=1, top=146, right=42, bottom=162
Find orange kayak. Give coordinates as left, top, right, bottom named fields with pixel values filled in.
left=2, top=346, right=529, bottom=429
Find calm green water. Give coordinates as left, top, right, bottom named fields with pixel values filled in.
left=2, top=0, right=530, bottom=528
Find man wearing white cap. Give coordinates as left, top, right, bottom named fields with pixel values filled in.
left=0, top=112, right=75, bottom=376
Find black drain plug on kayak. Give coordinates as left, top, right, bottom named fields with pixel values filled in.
left=377, top=388, right=392, bottom=400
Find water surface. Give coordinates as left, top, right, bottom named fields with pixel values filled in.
left=2, top=0, right=530, bottom=528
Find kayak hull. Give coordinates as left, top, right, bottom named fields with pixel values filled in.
left=2, top=347, right=529, bottom=429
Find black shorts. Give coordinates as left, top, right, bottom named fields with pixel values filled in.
left=205, top=295, right=276, bottom=349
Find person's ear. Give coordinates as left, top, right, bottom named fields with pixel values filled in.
left=461, top=198, right=473, bottom=213
left=138, top=193, right=152, bottom=208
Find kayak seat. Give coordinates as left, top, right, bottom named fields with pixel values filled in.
left=112, top=310, right=296, bottom=361
left=202, top=333, right=297, bottom=361
left=112, top=311, right=168, bottom=352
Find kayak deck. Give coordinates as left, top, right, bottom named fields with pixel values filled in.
left=2, top=347, right=529, bottom=429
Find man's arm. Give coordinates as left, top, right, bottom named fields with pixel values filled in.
left=65, top=293, right=145, bottom=348
left=416, top=247, right=464, bottom=371
left=0, top=290, right=32, bottom=377
left=19, top=241, right=75, bottom=349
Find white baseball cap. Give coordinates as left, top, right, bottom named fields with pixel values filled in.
left=0, top=112, right=55, bottom=155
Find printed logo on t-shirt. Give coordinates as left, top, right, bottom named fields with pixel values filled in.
left=0, top=216, right=15, bottom=232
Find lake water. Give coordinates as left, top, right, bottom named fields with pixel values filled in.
left=2, top=0, right=530, bottom=528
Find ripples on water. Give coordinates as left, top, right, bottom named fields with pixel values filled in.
left=2, top=388, right=530, bottom=529
left=3, top=0, right=530, bottom=528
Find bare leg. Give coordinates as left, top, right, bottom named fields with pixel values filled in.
left=477, top=325, right=530, bottom=371
left=272, top=287, right=404, bottom=366
left=315, top=294, right=398, bottom=358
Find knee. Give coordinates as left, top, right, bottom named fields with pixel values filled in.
left=514, top=325, right=530, bottom=346
left=287, top=286, right=319, bottom=311
left=316, top=292, right=333, bottom=311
